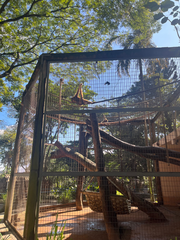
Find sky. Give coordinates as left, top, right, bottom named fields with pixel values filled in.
left=153, top=21, right=179, bottom=47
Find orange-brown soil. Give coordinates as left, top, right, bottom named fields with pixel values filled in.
left=37, top=205, right=180, bottom=240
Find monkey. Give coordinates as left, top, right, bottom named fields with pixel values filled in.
left=71, top=83, right=92, bottom=106
left=101, top=114, right=108, bottom=123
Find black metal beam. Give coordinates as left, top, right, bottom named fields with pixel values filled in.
left=41, top=47, right=180, bottom=63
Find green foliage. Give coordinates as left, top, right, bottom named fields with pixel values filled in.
left=86, top=179, right=99, bottom=192
left=57, top=188, right=73, bottom=204
left=146, top=0, right=180, bottom=40
left=48, top=177, right=77, bottom=204
left=37, top=214, right=66, bottom=240
left=0, top=232, right=10, bottom=239
left=116, top=191, right=123, bottom=196
left=0, top=0, right=161, bottom=114
left=0, top=126, right=16, bottom=169
left=0, top=0, right=116, bottom=110
left=1, top=193, right=7, bottom=203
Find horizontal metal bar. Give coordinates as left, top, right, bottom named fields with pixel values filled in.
left=14, top=173, right=29, bottom=177
left=46, top=106, right=180, bottom=115
left=41, top=47, right=180, bottom=63
left=41, top=171, right=180, bottom=177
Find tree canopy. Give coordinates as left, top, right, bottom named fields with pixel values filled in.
left=0, top=0, right=159, bottom=111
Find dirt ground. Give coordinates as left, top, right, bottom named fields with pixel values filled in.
left=37, top=205, right=180, bottom=240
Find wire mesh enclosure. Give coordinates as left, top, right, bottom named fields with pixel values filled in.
left=4, top=48, right=180, bottom=240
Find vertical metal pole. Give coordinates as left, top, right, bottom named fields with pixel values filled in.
left=139, top=59, right=154, bottom=202
left=57, top=78, right=64, bottom=140
left=117, top=100, right=123, bottom=172
left=4, top=99, right=26, bottom=222
left=24, top=57, right=48, bottom=240
left=34, top=61, right=50, bottom=239
left=158, top=76, right=169, bottom=164
left=174, top=111, right=177, bottom=141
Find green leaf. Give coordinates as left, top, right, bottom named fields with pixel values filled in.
left=161, top=17, right=168, bottom=23
left=173, top=12, right=178, bottom=17
left=154, top=12, right=164, bottom=20
left=171, top=19, right=179, bottom=25
left=173, top=6, right=179, bottom=11
left=161, top=0, right=174, bottom=10
left=161, top=6, right=169, bottom=12
left=145, top=1, right=159, bottom=11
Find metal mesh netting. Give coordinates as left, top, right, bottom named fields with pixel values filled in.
left=17, top=81, right=38, bottom=173
left=11, top=176, right=29, bottom=236
left=37, top=55, right=180, bottom=239
left=8, top=51, right=180, bottom=240
left=37, top=176, right=180, bottom=240
left=10, top=80, right=39, bottom=235
left=47, top=58, right=180, bottom=111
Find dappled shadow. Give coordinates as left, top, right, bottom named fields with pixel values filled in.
left=37, top=205, right=180, bottom=240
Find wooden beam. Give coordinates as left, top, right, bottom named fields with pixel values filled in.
left=86, top=125, right=180, bottom=160
left=90, top=113, right=120, bottom=240
left=51, top=141, right=166, bottom=221
left=151, top=122, right=163, bottom=205
left=46, top=114, right=145, bottom=126
left=76, top=126, right=86, bottom=210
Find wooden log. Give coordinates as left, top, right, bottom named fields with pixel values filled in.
left=46, top=114, right=146, bottom=126
left=76, top=126, right=86, bottom=210
left=90, top=113, right=120, bottom=240
left=86, top=124, right=180, bottom=161
left=151, top=122, right=163, bottom=205
left=51, top=141, right=166, bottom=221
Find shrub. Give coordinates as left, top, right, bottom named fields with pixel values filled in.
left=58, top=189, right=72, bottom=204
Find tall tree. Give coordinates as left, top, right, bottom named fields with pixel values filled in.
left=0, top=126, right=16, bottom=170
left=0, top=0, right=160, bottom=112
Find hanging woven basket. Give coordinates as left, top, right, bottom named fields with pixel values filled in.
left=82, top=191, right=131, bottom=214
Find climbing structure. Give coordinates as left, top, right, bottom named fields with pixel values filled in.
left=4, top=48, right=180, bottom=240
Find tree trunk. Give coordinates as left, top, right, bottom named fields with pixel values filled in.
left=52, top=141, right=166, bottom=221
left=90, top=113, right=120, bottom=240
left=139, top=58, right=154, bottom=203
left=151, top=122, right=163, bottom=205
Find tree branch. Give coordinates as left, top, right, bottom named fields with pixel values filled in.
left=0, top=0, right=11, bottom=15
left=0, top=0, right=72, bottom=25
left=0, top=57, right=38, bottom=78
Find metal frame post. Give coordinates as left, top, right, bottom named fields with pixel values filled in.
left=24, top=57, right=48, bottom=240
